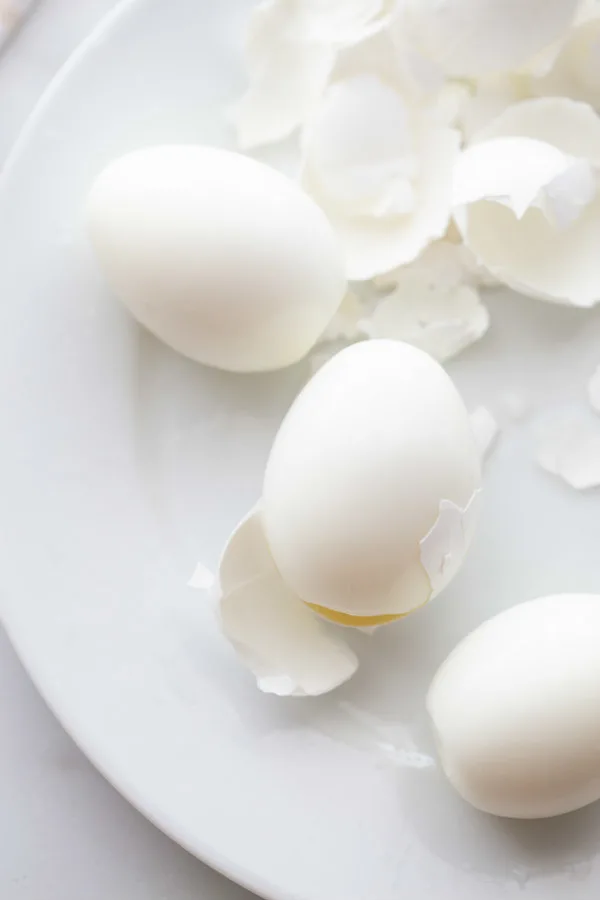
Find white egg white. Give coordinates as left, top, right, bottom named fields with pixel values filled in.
left=263, top=340, right=481, bottom=619
left=428, top=593, right=600, bottom=818
left=87, top=145, right=346, bottom=372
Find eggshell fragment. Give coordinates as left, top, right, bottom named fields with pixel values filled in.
left=187, top=561, right=215, bottom=591
left=221, top=576, right=358, bottom=697
left=474, top=95, right=600, bottom=153
left=230, top=0, right=391, bottom=149
left=419, top=491, right=481, bottom=594
left=366, top=240, right=491, bottom=362
left=377, top=238, right=498, bottom=290
left=216, top=507, right=358, bottom=697
left=536, top=417, right=600, bottom=489
left=303, top=75, right=419, bottom=218
left=455, top=99, right=600, bottom=306
left=361, top=270, right=488, bottom=362
left=428, top=593, right=600, bottom=818
left=302, top=74, right=460, bottom=279
left=588, top=364, right=600, bottom=413
left=454, top=137, right=595, bottom=225
left=459, top=74, right=531, bottom=143
left=231, top=39, right=335, bottom=151
left=397, top=0, right=580, bottom=79
left=263, top=340, right=481, bottom=618
left=469, top=406, right=500, bottom=462
left=219, top=504, right=274, bottom=593
left=87, top=146, right=347, bottom=372
left=533, top=8, right=600, bottom=109
left=287, top=0, right=392, bottom=44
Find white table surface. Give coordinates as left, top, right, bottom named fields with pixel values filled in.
left=0, top=3, right=254, bottom=898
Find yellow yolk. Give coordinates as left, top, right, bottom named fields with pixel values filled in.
left=306, top=602, right=406, bottom=627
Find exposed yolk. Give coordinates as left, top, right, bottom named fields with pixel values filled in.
left=306, top=602, right=406, bottom=627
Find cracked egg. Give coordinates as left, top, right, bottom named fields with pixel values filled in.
left=196, top=341, right=482, bottom=696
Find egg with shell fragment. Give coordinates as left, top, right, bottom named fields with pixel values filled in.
left=201, top=341, right=482, bottom=697
left=428, top=594, right=600, bottom=818
left=86, top=145, right=346, bottom=372
left=263, top=340, right=481, bottom=625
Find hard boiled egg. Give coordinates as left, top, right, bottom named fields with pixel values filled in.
left=263, top=339, right=481, bottom=624
left=86, top=145, right=346, bottom=372
left=428, top=593, right=600, bottom=818
left=195, top=341, right=482, bottom=697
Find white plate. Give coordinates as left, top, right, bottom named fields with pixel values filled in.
left=2, top=1, right=600, bottom=898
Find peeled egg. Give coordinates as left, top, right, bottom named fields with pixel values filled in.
left=262, top=340, right=481, bottom=624
left=199, top=340, right=481, bottom=697
left=86, top=145, right=346, bottom=372
left=428, top=594, right=600, bottom=818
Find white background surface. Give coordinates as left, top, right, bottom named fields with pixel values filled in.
left=0, top=3, right=252, bottom=897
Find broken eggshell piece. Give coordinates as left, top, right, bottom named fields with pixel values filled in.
left=454, top=98, right=600, bottom=306
left=302, top=73, right=460, bottom=280
left=469, top=406, right=500, bottom=463
left=588, top=363, right=600, bottom=413
left=532, top=6, right=600, bottom=109
left=229, top=0, right=391, bottom=149
left=362, top=244, right=489, bottom=363
left=359, top=239, right=491, bottom=363
left=419, top=491, right=482, bottom=594
left=215, top=505, right=359, bottom=697
left=397, top=0, right=581, bottom=80
left=458, top=74, right=531, bottom=144
left=536, top=416, right=600, bottom=490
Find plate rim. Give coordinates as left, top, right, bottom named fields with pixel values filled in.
left=0, top=2, right=286, bottom=897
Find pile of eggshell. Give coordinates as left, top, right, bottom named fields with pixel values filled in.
left=232, top=0, right=600, bottom=490
left=84, top=0, right=600, bottom=822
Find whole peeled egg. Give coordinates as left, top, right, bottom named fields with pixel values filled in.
left=262, top=340, right=481, bottom=625
left=86, top=145, right=346, bottom=372
left=428, top=594, right=600, bottom=818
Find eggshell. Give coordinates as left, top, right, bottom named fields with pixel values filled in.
left=536, top=416, right=600, bottom=489
left=230, top=0, right=391, bottom=149
left=286, top=0, right=391, bottom=44
left=301, top=74, right=460, bottom=279
left=216, top=507, right=358, bottom=697
left=455, top=99, right=600, bottom=307
left=458, top=74, right=528, bottom=143
left=418, top=491, right=481, bottom=595
left=362, top=263, right=489, bottom=363
left=428, top=594, right=600, bottom=818
left=469, top=406, right=500, bottom=462
left=86, top=145, right=346, bottom=372
left=187, top=561, right=215, bottom=591
left=398, top=0, right=580, bottom=79
left=588, top=364, right=600, bottom=413
left=533, top=10, right=600, bottom=109
left=230, top=5, right=335, bottom=150
left=263, top=340, right=481, bottom=618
